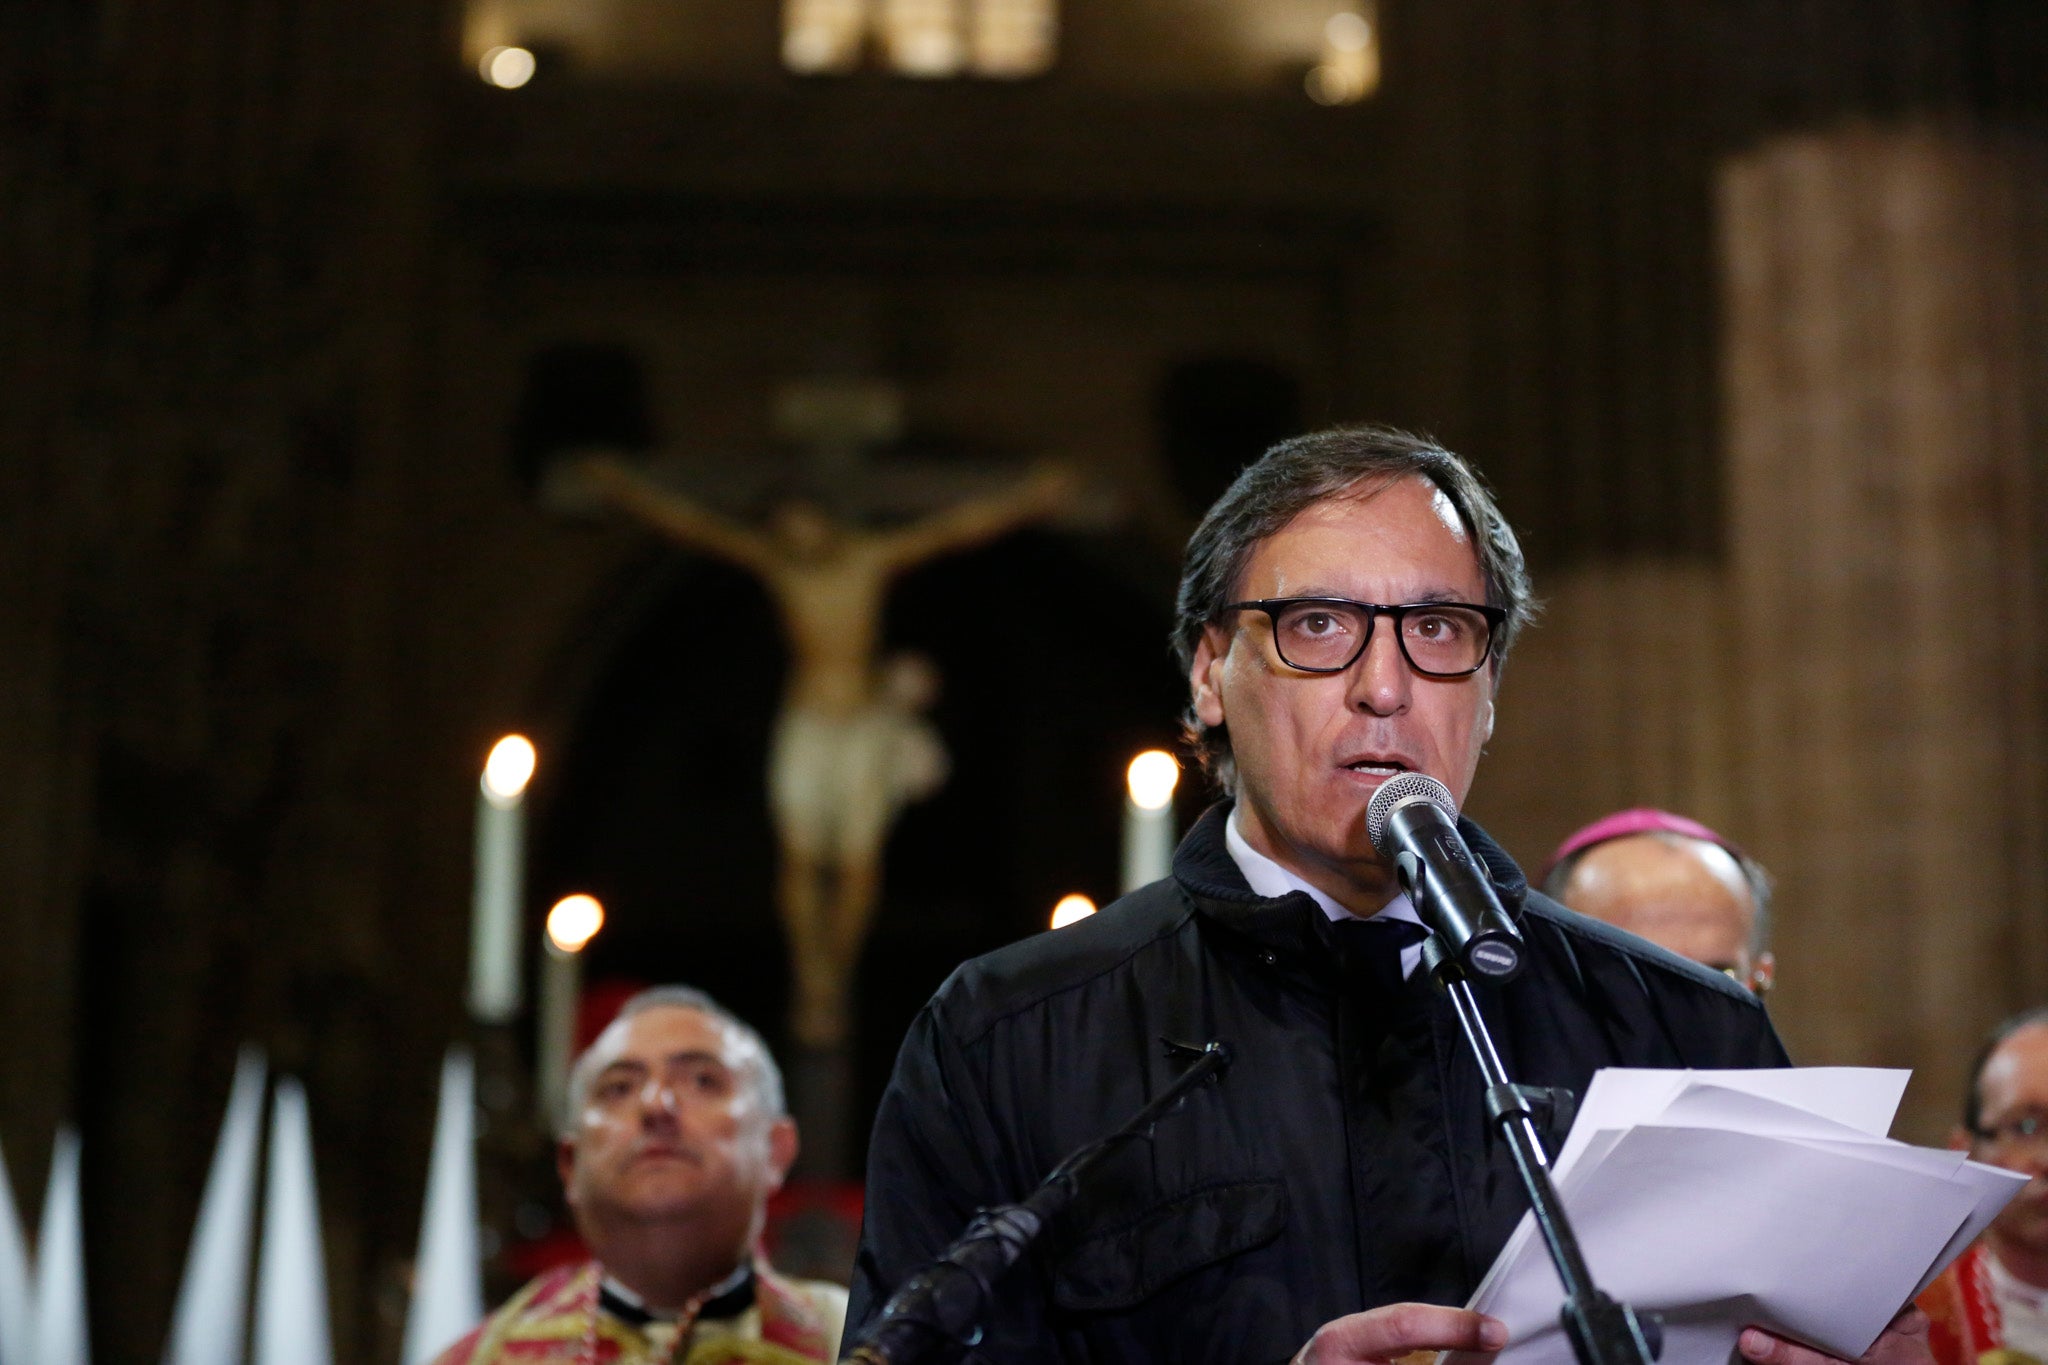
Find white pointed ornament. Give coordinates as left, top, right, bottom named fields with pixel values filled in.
left=401, top=1047, right=484, bottom=1365
left=31, top=1126, right=89, bottom=1365
left=252, top=1077, right=333, bottom=1365
left=161, top=1048, right=267, bottom=1365
left=0, top=1134, right=35, bottom=1365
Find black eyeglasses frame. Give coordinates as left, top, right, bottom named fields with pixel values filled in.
left=1971, top=1112, right=2046, bottom=1147
left=1219, top=597, right=1507, bottom=679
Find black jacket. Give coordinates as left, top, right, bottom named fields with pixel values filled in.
left=848, top=804, right=1790, bottom=1363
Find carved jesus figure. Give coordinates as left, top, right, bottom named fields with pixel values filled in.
left=578, top=455, right=1076, bottom=1050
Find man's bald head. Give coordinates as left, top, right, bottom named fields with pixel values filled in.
left=1551, top=830, right=1775, bottom=994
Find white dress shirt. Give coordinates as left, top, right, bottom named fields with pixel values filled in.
left=1224, top=807, right=1428, bottom=980
left=1987, top=1248, right=2048, bottom=1363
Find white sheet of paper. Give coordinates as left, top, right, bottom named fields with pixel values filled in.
left=1911, top=1157, right=2034, bottom=1299
left=1649, top=1083, right=1910, bottom=1144
left=1550, top=1068, right=1909, bottom=1180
left=1466, top=1071, right=1915, bottom=1321
left=1447, top=1068, right=2026, bottom=1365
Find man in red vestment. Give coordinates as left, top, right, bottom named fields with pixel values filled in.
left=1920, top=1008, right=2048, bottom=1365
left=432, top=987, right=846, bottom=1365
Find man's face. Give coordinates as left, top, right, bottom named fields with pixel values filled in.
left=1559, top=834, right=1772, bottom=992
left=1190, top=475, right=1496, bottom=910
left=1967, top=1021, right=2048, bottom=1265
left=559, top=1006, right=796, bottom=1240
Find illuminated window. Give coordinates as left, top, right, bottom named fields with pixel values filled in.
left=879, top=0, right=963, bottom=77
left=969, top=0, right=1056, bottom=78
left=783, top=0, right=867, bottom=74
left=782, top=0, right=1056, bottom=78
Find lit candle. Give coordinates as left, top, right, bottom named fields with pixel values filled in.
left=469, top=735, right=535, bottom=1024
left=1121, top=750, right=1181, bottom=893
left=537, top=894, right=603, bottom=1129
left=1050, top=894, right=1097, bottom=929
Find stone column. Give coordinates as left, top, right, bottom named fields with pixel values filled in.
left=1476, top=561, right=1744, bottom=874
left=1718, top=124, right=2048, bottom=1140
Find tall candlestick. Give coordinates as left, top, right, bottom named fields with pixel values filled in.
left=1121, top=750, right=1181, bottom=894
left=469, top=735, right=536, bottom=1024
left=537, top=894, right=603, bottom=1129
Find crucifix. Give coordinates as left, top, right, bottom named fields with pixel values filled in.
left=571, top=383, right=1078, bottom=1172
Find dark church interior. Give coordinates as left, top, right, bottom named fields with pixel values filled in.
left=4, top=1, right=2047, bottom=1359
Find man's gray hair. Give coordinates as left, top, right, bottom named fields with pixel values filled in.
left=1173, top=424, right=1538, bottom=792
left=559, top=985, right=787, bottom=1139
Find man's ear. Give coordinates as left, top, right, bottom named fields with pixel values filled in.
left=1748, top=951, right=1776, bottom=996
left=1190, top=625, right=1230, bottom=729
left=1482, top=699, right=1496, bottom=742
left=556, top=1139, right=579, bottom=1208
left=1947, top=1124, right=1974, bottom=1154
left=765, top=1116, right=799, bottom=1193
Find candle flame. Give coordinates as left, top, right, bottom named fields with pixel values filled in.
left=1050, top=894, right=1097, bottom=929
left=547, top=894, right=604, bottom=953
left=1126, top=750, right=1180, bottom=811
left=483, top=734, right=537, bottom=802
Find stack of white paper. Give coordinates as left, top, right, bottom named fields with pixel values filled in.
left=1448, top=1068, right=2029, bottom=1365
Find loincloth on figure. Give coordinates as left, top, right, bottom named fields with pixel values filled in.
left=768, top=704, right=948, bottom=861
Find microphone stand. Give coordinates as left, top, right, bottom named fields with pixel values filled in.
left=842, top=1040, right=1232, bottom=1365
left=1418, top=935, right=1663, bottom=1365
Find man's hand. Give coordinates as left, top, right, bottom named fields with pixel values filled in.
left=1739, top=1307, right=1933, bottom=1365
left=1293, top=1303, right=1510, bottom=1365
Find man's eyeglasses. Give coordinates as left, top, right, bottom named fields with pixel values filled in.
left=1221, top=598, right=1506, bottom=678
left=1717, top=965, right=1772, bottom=997
left=1972, top=1112, right=2047, bottom=1153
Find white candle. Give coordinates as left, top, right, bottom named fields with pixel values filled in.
left=537, top=894, right=603, bottom=1129
left=1121, top=750, right=1181, bottom=894
left=469, top=735, right=535, bottom=1024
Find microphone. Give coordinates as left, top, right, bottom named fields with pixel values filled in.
left=1365, top=772, right=1524, bottom=982
left=843, top=1040, right=1232, bottom=1365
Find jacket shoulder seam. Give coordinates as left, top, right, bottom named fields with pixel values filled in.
left=946, top=897, right=1197, bottom=1049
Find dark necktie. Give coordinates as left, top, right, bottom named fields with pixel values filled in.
left=1331, top=915, right=1429, bottom=993
left=1329, top=914, right=1456, bottom=1302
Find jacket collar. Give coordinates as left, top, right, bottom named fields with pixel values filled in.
left=1172, top=800, right=1529, bottom=968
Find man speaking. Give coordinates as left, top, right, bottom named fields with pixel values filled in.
left=846, top=426, right=1929, bottom=1365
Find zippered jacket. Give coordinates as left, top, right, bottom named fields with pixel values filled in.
left=848, top=802, right=1789, bottom=1363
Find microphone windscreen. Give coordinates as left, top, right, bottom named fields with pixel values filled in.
left=1365, top=772, right=1458, bottom=858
